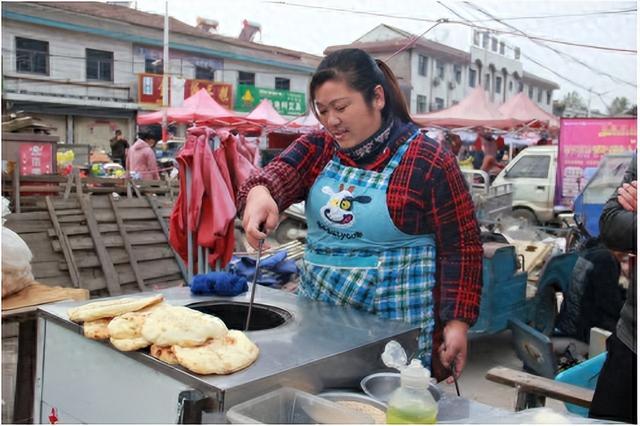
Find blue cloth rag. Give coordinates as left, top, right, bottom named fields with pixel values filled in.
left=190, top=272, right=248, bottom=297
left=230, top=250, right=298, bottom=288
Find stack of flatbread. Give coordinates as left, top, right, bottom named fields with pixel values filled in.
left=68, top=295, right=259, bottom=375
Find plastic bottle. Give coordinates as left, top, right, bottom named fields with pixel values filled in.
left=386, top=359, right=438, bottom=424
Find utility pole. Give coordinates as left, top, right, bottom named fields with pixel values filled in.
left=586, top=88, right=592, bottom=118
left=162, top=0, right=169, bottom=142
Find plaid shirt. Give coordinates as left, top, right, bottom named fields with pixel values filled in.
left=237, top=121, right=483, bottom=326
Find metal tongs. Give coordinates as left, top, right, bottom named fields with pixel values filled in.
left=244, top=238, right=264, bottom=331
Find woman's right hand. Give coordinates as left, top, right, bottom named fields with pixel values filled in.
left=242, top=185, right=280, bottom=249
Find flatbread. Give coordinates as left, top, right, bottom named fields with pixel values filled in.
left=110, top=336, right=151, bottom=352
left=108, top=302, right=168, bottom=339
left=141, top=306, right=228, bottom=348
left=172, top=330, right=259, bottom=375
left=68, top=294, right=164, bottom=323
left=150, top=344, right=179, bottom=365
left=83, top=318, right=112, bottom=340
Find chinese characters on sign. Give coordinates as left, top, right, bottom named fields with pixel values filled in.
left=138, top=73, right=166, bottom=106
left=184, top=80, right=233, bottom=109
left=556, top=118, right=637, bottom=207
left=19, top=143, right=53, bottom=175
left=235, top=84, right=306, bottom=115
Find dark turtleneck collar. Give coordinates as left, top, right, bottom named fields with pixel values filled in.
left=338, top=114, right=394, bottom=165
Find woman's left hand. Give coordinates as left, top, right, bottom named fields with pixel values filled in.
left=438, top=320, right=469, bottom=384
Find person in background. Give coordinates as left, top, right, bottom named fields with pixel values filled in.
left=589, top=154, right=636, bottom=424
left=127, top=131, right=160, bottom=180
left=480, top=133, right=504, bottom=178
left=109, top=129, right=129, bottom=167
left=238, top=48, right=483, bottom=383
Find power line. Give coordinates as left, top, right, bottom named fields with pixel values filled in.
left=466, top=8, right=636, bottom=22
left=385, top=20, right=446, bottom=61
left=462, top=2, right=637, bottom=88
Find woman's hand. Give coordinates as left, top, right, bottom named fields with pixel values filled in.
left=242, top=186, right=279, bottom=249
left=617, top=180, right=637, bottom=212
left=438, top=320, right=469, bottom=384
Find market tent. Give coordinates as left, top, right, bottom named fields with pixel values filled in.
left=412, top=87, right=522, bottom=129
left=498, top=92, right=560, bottom=129
left=137, top=88, right=244, bottom=126
left=288, top=111, right=322, bottom=130
left=246, top=99, right=288, bottom=126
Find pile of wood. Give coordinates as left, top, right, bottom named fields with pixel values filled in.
left=2, top=172, right=179, bottom=213
left=4, top=194, right=186, bottom=298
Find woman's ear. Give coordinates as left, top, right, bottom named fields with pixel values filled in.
left=373, top=84, right=386, bottom=111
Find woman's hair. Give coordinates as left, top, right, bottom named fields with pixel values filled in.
left=309, top=48, right=416, bottom=124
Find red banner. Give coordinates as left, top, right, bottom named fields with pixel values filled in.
left=19, top=143, right=53, bottom=175
left=138, top=73, right=167, bottom=105
left=184, top=80, right=233, bottom=109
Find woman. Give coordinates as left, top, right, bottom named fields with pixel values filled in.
left=238, top=49, right=482, bottom=382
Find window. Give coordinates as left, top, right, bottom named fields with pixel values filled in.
left=514, top=47, right=521, bottom=60
left=482, top=32, right=489, bottom=49
left=473, top=30, right=480, bottom=46
left=195, top=66, right=215, bottom=80
left=16, top=37, right=49, bottom=75
left=238, top=71, right=255, bottom=86
left=418, top=55, right=428, bottom=76
left=495, top=76, right=502, bottom=93
left=528, top=86, right=533, bottom=98
left=275, top=77, right=290, bottom=91
left=500, top=42, right=505, bottom=55
left=518, top=81, right=524, bottom=92
left=484, top=73, right=490, bottom=90
left=145, top=58, right=163, bottom=74
left=454, top=64, right=462, bottom=84
left=436, top=61, right=445, bottom=79
left=547, top=90, right=552, bottom=105
left=491, top=37, right=498, bottom=52
left=434, top=97, right=444, bottom=110
left=417, top=95, right=427, bottom=113
left=507, top=155, right=550, bottom=179
left=509, top=81, right=513, bottom=91
left=537, top=88, right=543, bottom=103
left=469, top=69, right=476, bottom=87
left=86, top=49, right=113, bottom=81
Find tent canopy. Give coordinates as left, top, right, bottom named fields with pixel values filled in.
left=288, top=111, right=322, bottom=130
left=137, top=88, right=244, bottom=126
left=498, top=92, right=560, bottom=129
left=246, top=99, right=288, bottom=126
left=412, top=87, right=522, bottom=129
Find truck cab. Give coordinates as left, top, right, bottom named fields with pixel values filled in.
left=492, top=145, right=560, bottom=224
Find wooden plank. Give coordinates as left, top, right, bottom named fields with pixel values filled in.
left=79, top=258, right=181, bottom=290
left=146, top=195, right=187, bottom=281
left=109, top=195, right=146, bottom=292
left=78, top=195, right=121, bottom=296
left=2, top=175, right=67, bottom=184
left=3, top=186, right=63, bottom=193
left=13, top=166, right=20, bottom=213
left=59, top=246, right=176, bottom=269
left=6, top=221, right=53, bottom=234
left=74, top=170, right=83, bottom=196
left=485, top=367, right=594, bottom=408
left=51, top=232, right=167, bottom=251
left=45, top=196, right=80, bottom=288
left=6, top=212, right=51, bottom=221
left=36, top=275, right=73, bottom=287
left=55, top=209, right=158, bottom=223
left=21, top=195, right=174, bottom=210
left=63, top=173, right=73, bottom=199
left=47, top=221, right=162, bottom=237
left=31, top=261, right=65, bottom=279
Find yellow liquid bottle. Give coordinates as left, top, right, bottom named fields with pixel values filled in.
left=386, top=359, right=438, bottom=424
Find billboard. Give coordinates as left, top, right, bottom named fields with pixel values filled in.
left=235, top=84, right=306, bottom=115
left=556, top=117, right=637, bottom=207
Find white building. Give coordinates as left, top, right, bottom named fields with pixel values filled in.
left=326, top=24, right=559, bottom=115
left=2, top=2, right=321, bottom=149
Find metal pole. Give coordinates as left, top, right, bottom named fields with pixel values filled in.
left=162, top=1, right=169, bottom=142
left=186, top=167, right=193, bottom=283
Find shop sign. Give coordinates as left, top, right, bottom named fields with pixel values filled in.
left=184, top=80, right=233, bottom=109
left=20, top=143, right=53, bottom=175
left=235, top=84, right=306, bottom=115
left=138, top=73, right=168, bottom=106
left=556, top=117, right=637, bottom=206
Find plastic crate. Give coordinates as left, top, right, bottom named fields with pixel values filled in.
left=554, top=352, right=607, bottom=417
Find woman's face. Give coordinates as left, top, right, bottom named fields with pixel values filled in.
left=314, top=79, right=384, bottom=149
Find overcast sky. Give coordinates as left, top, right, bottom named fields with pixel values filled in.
left=136, top=0, right=637, bottom=112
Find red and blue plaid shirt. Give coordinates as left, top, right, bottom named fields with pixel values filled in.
left=237, top=121, right=483, bottom=326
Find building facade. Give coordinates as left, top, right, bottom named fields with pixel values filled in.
left=326, top=24, right=559, bottom=115
left=2, top=2, right=321, bottom=149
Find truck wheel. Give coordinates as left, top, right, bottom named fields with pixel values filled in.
left=531, top=285, right=558, bottom=336
left=511, top=208, right=539, bottom=226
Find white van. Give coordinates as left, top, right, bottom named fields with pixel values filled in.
left=491, top=145, right=567, bottom=224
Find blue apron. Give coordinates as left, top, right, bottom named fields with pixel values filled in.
left=299, top=131, right=436, bottom=366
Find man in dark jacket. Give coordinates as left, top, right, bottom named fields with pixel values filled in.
left=589, top=154, right=636, bottom=424
left=110, top=129, right=129, bottom=167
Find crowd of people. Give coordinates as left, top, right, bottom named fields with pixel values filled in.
left=105, top=128, right=160, bottom=180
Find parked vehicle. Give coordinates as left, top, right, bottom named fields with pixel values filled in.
left=460, top=169, right=512, bottom=224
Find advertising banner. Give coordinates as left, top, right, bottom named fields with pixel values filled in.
left=556, top=117, right=637, bottom=207
left=184, top=80, right=233, bottom=109
left=138, top=73, right=167, bottom=106
left=19, top=143, right=53, bottom=175
left=235, top=84, right=306, bottom=115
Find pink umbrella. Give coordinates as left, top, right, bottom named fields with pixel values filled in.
left=246, top=99, right=288, bottom=126
left=413, top=87, right=523, bottom=129
left=137, top=88, right=244, bottom=126
left=498, top=92, right=560, bottom=129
